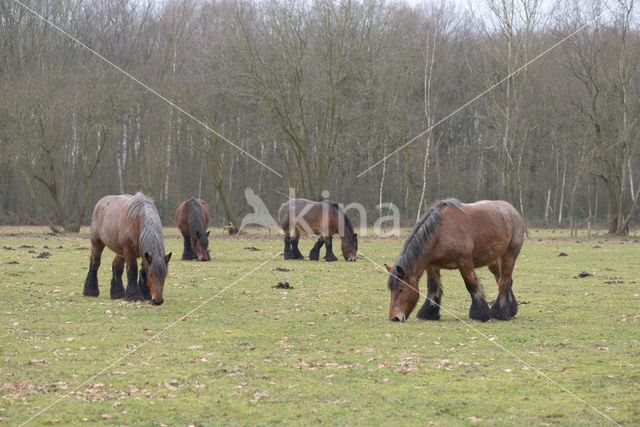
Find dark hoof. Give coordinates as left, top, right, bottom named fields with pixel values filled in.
left=490, top=292, right=518, bottom=320
left=469, top=297, right=490, bottom=322
left=110, top=290, right=125, bottom=300
left=309, top=250, right=320, bottom=261
left=417, top=296, right=441, bottom=320
left=416, top=306, right=440, bottom=320
left=324, top=255, right=338, bottom=262
left=83, top=288, right=99, bottom=297
left=126, top=292, right=144, bottom=302
left=139, top=286, right=151, bottom=301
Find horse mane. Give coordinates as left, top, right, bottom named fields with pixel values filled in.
left=328, top=201, right=354, bottom=236
left=126, top=192, right=167, bottom=278
left=397, top=198, right=463, bottom=274
left=186, top=197, right=205, bottom=240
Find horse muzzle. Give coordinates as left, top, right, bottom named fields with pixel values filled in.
left=151, top=298, right=164, bottom=306
left=389, top=313, right=406, bottom=322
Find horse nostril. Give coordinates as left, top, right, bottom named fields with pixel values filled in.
left=390, top=314, right=405, bottom=322
left=152, top=299, right=164, bottom=306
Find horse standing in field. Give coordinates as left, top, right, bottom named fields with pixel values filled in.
left=83, top=193, right=172, bottom=305
left=175, top=197, right=211, bottom=261
left=386, top=199, right=524, bottom=322
left=278, top=199, right=358, bottom=262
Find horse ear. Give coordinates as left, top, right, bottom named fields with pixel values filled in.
left=384, top=263, right=391, bottom=273
left=144, top=252, right=152, bottom=264
left=206, top=230, right=210, bottom=237
left=396, top=266, right=406, bottom=280
left=165, top=252, right=172, bottom=263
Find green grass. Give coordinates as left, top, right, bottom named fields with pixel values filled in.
left=1, top=227, right=639, bottom=425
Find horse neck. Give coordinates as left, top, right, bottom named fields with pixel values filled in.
left=339, top=223, right=353, bottom=239
left=139, top=209, right=165, bottom=258
left=187, top=202, right=204, bottom=234
left=336, top=210, right=353, bottom=239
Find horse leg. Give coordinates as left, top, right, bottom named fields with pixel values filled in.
left=459, top=262, right=490, bottom=322
left=488, top=262, right=501, bottom=285
left=490, top=256, right=518, bottom=320
left=110, top=255, right=125, bottom=299
left=291, top=232, right=304, bottom=260
left=309, top=237, right=324, bottom=261
left=138, top=260, right=151, bottom=301
left=83, top=242, right=104, bottom=297
left=124, top=257, right=143, bottom=301
left=182, top=233, right=195, bottom=260
left=323, top=236, right=338, bottom=262
left=283, top=235, right=295, bottom=260
left=416, top=268, right=443, bottom=320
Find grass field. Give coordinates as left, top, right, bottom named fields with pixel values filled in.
left=1, top=226, right=639, bottom=425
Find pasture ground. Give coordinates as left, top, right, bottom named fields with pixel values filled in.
left=1, top=226, right=639, bottom=425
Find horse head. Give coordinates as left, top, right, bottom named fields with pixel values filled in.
left=144, top=252, right=172, bottom=305
left=385, top=263, right=420, bottom=322
left=341, top=232, right=358, bottom=262
left=192, top=230, right=211, bottom=261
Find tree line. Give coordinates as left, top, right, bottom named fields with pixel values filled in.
left=0, top=0, right=638, bottom=235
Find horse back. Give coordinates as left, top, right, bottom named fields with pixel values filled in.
left=431, top=200, right=524, bottom=268
left=90, top=195, right=139, bottom=256
left=278, top=199, right=337, bottom=235
left=176, top=198, right=209, bottom=237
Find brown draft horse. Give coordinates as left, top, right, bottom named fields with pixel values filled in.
left=277, top=199, right=358, bottom=262
left=386, top=199, right=525, bottom=322
left=175, top=197, right=211, bottom=261
left=83, top=193, right=172, bottom=305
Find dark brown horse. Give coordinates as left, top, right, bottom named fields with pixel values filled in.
left=386, top=199, right=524, bottom=322
left=175, top=197, right=211, bottom=261
left=277, top=199, right=358, bottom=262
left=83, top=193, right=172, bottom=305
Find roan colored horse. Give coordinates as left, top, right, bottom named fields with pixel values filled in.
left=83, top=193, right=172, bottom=305
left=278, top=199, right=358, bottom=262
left=386, top=199, right=524, bottom=322
left=175, top=197, right=211, bottom=261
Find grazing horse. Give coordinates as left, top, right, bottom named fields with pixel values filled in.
left=175, top=197, right=211, bottom=261
left=83, top=193, right=172, bottom=305
left=386, top=199, right=524, bottom=322
left=277, top=199, right=358, bottom=262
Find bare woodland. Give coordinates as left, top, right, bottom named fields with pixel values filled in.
left=0, top=0, right=638, bottom=235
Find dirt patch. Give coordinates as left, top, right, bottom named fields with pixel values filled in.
left=274, top=267, right=291, bottom=272
left=557, top=252, right=568, bottom=257
left=244, top=246, right=261, bottom=251
left=575, top=271, right=592, bottom=278
left=36, top=251, right=51, bottom=259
